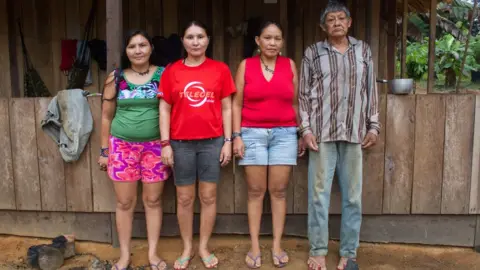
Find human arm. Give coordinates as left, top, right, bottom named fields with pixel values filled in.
left=232, top=60, right=246, bottom=158
left=289, top=59, right=306, bottom=156
left=219, top=66, right=236, bottom=167
left=98, top=71, right=117, bottom=170
left=298, top=48, right=318, bottom=151
left=158, top=68, right=174, bottom=166
left=362, top=44, right=380, bottom=149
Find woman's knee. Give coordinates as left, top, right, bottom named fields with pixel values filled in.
left=269, top=185, right=288, bottom=199
left=248, top=185, right=266, bottom=200
left=142, top=193, right=162, bottom=208
left=116, top=196, right=137, bottom=211
left=177, top=193, right=195, bottom=209
left=199, top=190, right=216, bottom=206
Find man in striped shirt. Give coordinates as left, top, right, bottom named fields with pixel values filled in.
left=298, top=2, right=380, bottom=270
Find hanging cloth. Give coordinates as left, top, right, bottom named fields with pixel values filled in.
left=18, top=20, right=51, bottom=97
left=66, top=0, right=97, bottom=89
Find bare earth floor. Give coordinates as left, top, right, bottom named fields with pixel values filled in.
left=0, top=235, right=479, bottom=269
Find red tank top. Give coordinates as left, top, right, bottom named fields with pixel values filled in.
left=241, top=55, right=297, bottom=128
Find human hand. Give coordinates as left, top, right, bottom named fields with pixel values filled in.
left=220, top=142, right=232, bottom=167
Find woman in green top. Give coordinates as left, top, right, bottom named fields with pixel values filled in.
left=98, top=30, right=171, bottom=270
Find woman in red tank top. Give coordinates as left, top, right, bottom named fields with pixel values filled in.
left=232, top=21, right=306, bottom=268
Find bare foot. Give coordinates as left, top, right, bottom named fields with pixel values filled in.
left=199, top=247, right=218, bottom=268
left=173, top=248, right=193, bottom=270
left=271, top=247, right=289, bottom=267
left=149, top=254, right=167, bottom=270
left=245, top=250, right=261, bottom=268
left=337, top=257, right=356, bottom=270
left=307, top=256, right=326, bottom=270
left=111, top=256, right=130, bottom=270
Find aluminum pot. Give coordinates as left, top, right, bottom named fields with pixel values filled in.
left=376, top=78, right=414, bottom=94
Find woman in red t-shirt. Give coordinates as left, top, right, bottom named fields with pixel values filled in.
left=158, top=21, right=236, bottom=269
left=232, top=21, right=305, bottom=268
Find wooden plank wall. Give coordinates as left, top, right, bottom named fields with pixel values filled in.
left=0, top=0, right=478, bottom=217
left=4, top=0, right=386, bottom=95
left=0, top=94, right=477, bottom=216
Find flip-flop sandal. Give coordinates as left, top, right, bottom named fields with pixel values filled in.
left=112, top=264, right=131, bottom=270
left=245, top=251, right=261, bottom=269
left=307, top=257, right=327, bottom=270
left=271, top=249, right=289, bottom=268
left=174, top=254, right=194, bottom=270
left=201, top=253, right=219, bottom=269
left=150, top=259, right=168, bottom=270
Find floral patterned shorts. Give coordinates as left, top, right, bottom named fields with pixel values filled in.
left=107, top=136, right=171, bottom=183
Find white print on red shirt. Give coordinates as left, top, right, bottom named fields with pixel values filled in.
left=179, top=81, right=215, bottom=107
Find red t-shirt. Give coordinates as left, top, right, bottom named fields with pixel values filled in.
left=158, top=58, right=236, bottom=140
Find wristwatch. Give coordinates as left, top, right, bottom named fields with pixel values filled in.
left=224, top=137, right=233, bottom=143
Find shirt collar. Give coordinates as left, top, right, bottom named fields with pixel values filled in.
left=321, top=36, right=358, bottom=50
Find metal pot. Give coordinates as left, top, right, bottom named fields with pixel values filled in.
left=376, top=78, right=414, bottom=94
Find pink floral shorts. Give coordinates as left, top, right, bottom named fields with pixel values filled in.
left=107, top=136, right=171, bottom=183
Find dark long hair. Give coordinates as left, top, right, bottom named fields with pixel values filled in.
left=102, top=29, right=155, bottom=102
left=120, top=29, right=156, bottom=69
left=180, top=20, right=212, bottom=58
left=256, top=20, right=284, bottom=38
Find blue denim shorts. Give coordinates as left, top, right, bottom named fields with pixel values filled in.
left=238, top=127, right=298, bottom=166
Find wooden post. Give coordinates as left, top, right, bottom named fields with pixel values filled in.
left=6, top=0, right=19, bottom=97
left=456, top=0, right=478, bottom=93
left=387, top=0, right=397, bottom=79
left=106, top=0, right=122, bottom=73
left=427, top=0, right=437, bottom=93
left=400, top=0, right=408, bottom=78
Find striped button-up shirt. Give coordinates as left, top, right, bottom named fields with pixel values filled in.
left=298, top=36, right=380, bottom=144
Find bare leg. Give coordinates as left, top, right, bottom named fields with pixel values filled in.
left=198, top=181, right=219, bottom=267
left=244, top=165, right=267, bottom=267
left=268, top=165, right=292, bottom=266
left=142, top=181, right=166, bottom=269
left=174, top=184, right=195, bottom=269
left=113, top=181, right=138, bottom=269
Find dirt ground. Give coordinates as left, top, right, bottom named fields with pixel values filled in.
left=1, top=235, right=479, bottom=270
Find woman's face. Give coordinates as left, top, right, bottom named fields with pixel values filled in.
left=255, top=24, right=283, bottom=58
left=183, top=25, right=209, bottom=58
left=126, top=34, right=152, bottom=66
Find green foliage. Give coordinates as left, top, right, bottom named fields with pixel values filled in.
left=405, top=39, right=429, bottom=80
left=403, top=33, right=480, bottom=87
left=435, top=34, right=480, bottom=79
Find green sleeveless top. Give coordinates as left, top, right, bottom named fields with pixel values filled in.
left=110, top=66, right=164, bottom=142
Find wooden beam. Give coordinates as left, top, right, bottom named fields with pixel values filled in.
left=6, top=0, right=19, bottom=97
left=475, top=215, right=480, bottom=252
left=387, top=0, right=397, bottom=79
left=427, top=0, right=437, bottom=93
left=0, top=211, right=112, bottom=243
left=400, top=0, right=408, bottom=78
left=470, top=95, right=480, bottom=214
left=106, top=0, right=122, bottom=73
left=122, top=213, right=478, bottom=247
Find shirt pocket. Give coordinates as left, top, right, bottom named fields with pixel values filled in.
left=355, top=56, right=369, bottom=92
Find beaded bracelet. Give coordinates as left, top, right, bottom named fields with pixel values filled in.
left=160, top=140, right=170, bottom=147
left=100, top=147, right=109, bottom=157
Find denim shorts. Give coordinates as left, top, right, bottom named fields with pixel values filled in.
left=238, top=127, right=298, bottom=166
left=170, top=136, right=223, bottom=186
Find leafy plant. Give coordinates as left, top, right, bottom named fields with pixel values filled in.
left=434, top=34, right=480, bottom=87
left=405, top=39, right=429, bottom=80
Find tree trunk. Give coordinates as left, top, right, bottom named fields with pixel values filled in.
left=445, top=68, right=456, bottom=87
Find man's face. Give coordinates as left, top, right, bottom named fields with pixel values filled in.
left=322, top=11, right=351, bottom=38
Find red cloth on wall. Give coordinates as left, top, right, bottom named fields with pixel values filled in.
left=60, top=39, right=78, bottom=71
